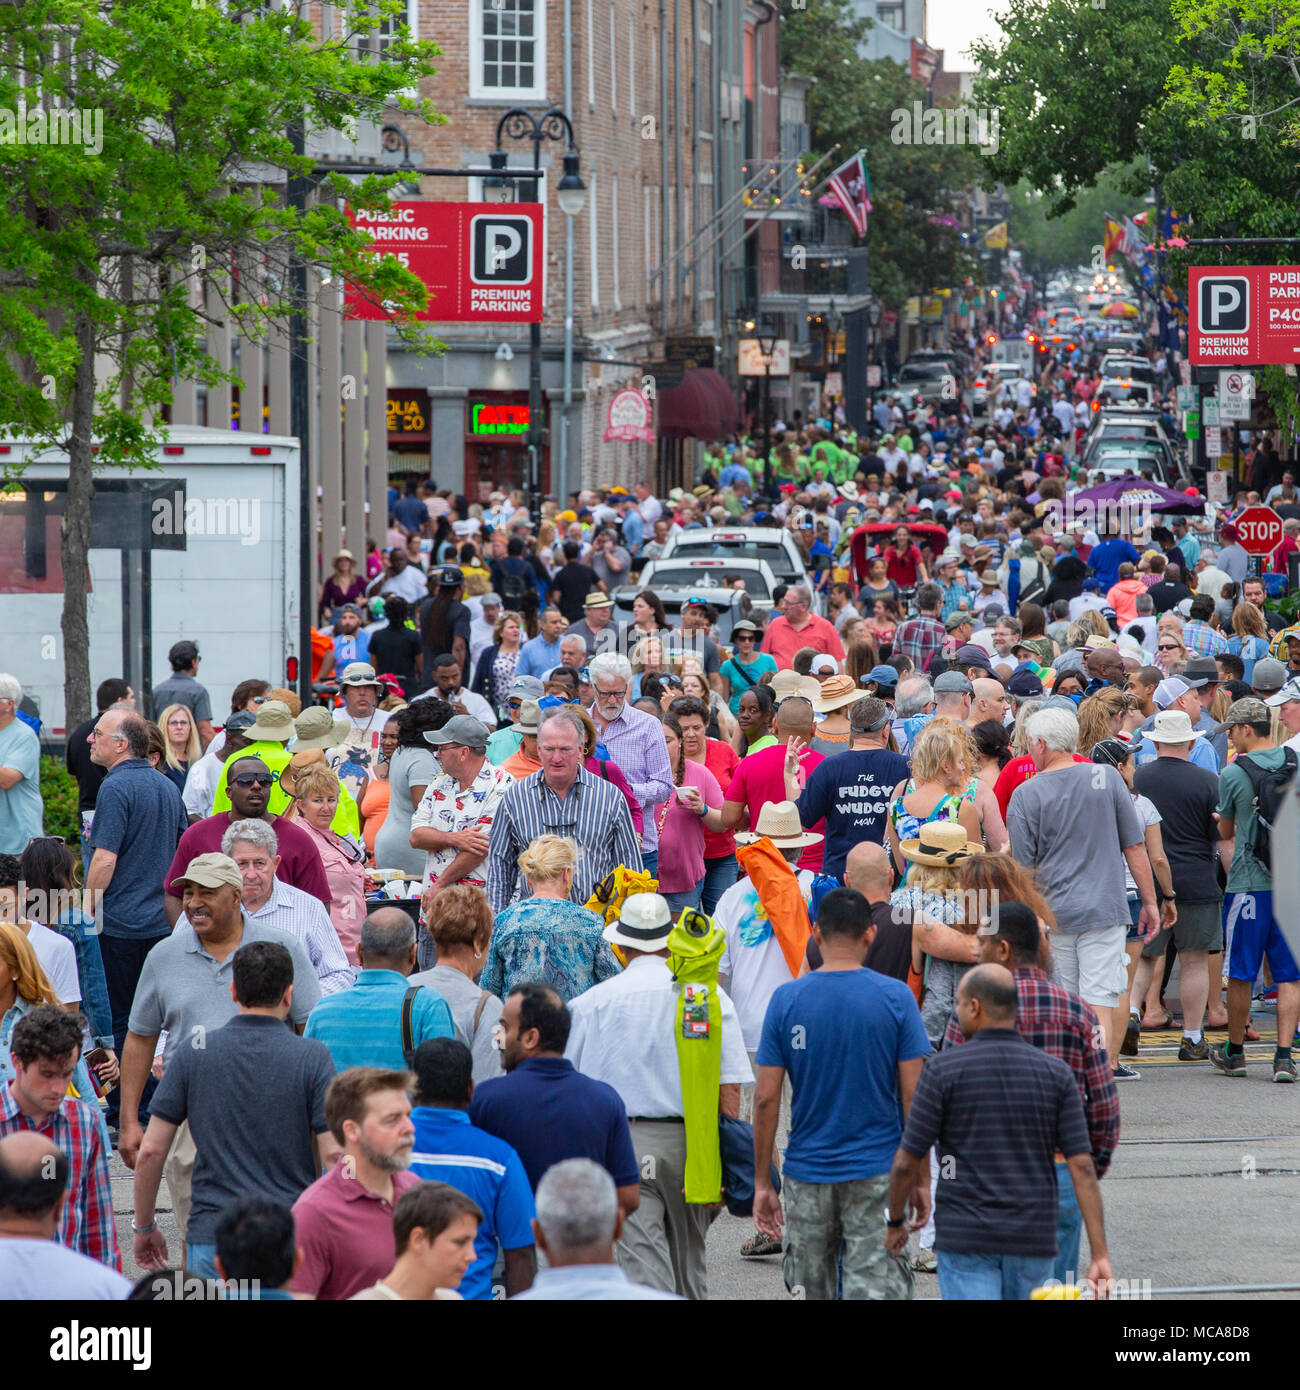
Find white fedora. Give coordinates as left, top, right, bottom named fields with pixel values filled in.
left=602, top=893, right=674, bottom=952
left=734, top=800, right=823, bottom=849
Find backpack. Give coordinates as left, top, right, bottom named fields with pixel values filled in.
left=1235, top=748, right=1299, bottom=871
left=1013, top=556, right=1046, bottom=612
left=497, top=559, right=529, bottom=608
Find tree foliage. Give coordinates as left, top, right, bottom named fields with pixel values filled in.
left=0, top=0, right=445, bottom=726
left=782, top=0, right=983, bottom=308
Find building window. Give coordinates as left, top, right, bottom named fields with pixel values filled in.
left=471, top=0, right=545, bottom=101
left=612, top=176, right=621, bottom=309
left=589, top=173, right=600, bottom=308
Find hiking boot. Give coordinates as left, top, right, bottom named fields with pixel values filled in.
left=1272, top=1054, right=1297, bottom=1084
left=1178, top=1036, right=1209, bottom=1061
left=740, top=1232, right=782, bottom=1257
left=1120, top=1013, right=1140, bottom=1058
left=1209, top=1044, right=1247, bottom=1077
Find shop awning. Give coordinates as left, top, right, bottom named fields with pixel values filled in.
left=657, top=367, right=739, bottom=440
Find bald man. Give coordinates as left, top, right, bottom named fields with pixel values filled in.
left=800, top=842, right=981, bottom=980
left=967, top=679, right=1009, bottom=729
left=886, top=962, right=1114, bottom=1300
left=0, top=1133, right=132, bottom=1299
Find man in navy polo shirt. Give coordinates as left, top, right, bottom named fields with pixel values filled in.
left=408, top=1038, right=537, bottom=1299
left=469, top=984, right=640, bottom=1215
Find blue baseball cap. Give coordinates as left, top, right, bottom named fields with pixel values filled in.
left=863, top=664, right=899, bottom=689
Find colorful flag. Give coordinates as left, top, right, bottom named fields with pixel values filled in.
left=1122, top=216, right=1150, bottom=258
left=1103, top=216, right=1123, bottom=260
left=984, top=221, right=1007, bottom=250
left=826, top=151, right=872, bottom=238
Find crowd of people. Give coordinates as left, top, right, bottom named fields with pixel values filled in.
left=3, top=319, right=1300, bottom=1305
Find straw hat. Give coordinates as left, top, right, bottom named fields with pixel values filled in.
left=279, top=748, right=335, bottom=797
left=812, top=674, right=863, bottom=714
left=769, top=671, right=822, bottom=704
left=734, top=800, right=823, bottom=849
left=898, top=820, right=983, bottom=866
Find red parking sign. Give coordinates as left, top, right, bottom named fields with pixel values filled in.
left=1190, top=266, right=1300, bottom=365
left=1233, top=505, right=1284, bottom=557
left=344, top=201, right=545, bottom=323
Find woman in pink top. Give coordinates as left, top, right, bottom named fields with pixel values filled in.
left=653, top=712, right=725, bottom=917
left=284, top=761, right=367, bottom=964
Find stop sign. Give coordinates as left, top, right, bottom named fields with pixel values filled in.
left=1233, top=505, right=1284, bottom=557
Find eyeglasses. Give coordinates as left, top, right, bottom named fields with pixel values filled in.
left=1158, top=643, right=1181, bottom=651
left=595, top=687, right=628, bottom=701
left=231, top=774, right=274, bottom=788
left=733, top=632, right=756, bottom=641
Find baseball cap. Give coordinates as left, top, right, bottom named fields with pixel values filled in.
left=954, top=643, right=995, bottom=674
left=1266, top=677, right=1300, bottom=708
left=1153, top=676, right=1192, bottom=710
left=223, top=710, right=257, bottom=732
left=436, top=565, right=464, bottom=587
left=1215, top=696, right=1271, bottom=732
left=423, top=715, right=490, bottom=750
left=1089, top=737, right=1132, bottom=767
left=1253, top=658, right=1287, bottom=694
left=945, top=610, right=974, bottom=632
left=934, top=671, right=974, bottom=694
left=508, top=675, right=545, bottom=700
left=1006, top=669, right=1044, bottom=698
left=170, top=852, right=243, bottom=893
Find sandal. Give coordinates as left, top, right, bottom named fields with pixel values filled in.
left=1140, top=1014, right=1174, bottom=1031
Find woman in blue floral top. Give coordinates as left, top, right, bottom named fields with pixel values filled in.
left=480, top=836, right=621, bottom=1002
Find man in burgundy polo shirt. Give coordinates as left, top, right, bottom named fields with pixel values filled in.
left=291, top=1068, right=420, bottom=1301
left=163, top=756, right=329, bottom=924
left=759, top=585, right=846, bottom=672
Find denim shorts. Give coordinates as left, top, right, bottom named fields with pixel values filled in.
left=1125, top=894, right=1142, bottom=943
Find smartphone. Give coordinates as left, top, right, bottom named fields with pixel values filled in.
left=85, top=1047, right=117, bottom=1094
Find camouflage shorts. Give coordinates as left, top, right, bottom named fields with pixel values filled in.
left=782, top=1173, right=915, bottom=1301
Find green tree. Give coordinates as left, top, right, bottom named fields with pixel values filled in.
left=0, top=0, right=443, bottom=728
left=782, top=0, right=982, bottom=308
left=1006, top=171, right=1147, bottom=277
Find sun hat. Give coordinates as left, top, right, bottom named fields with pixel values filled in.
left=244, top=700, right=296, bottom=742
left=898, top=820, right=982, bottom=867
left=769, top=670, right=821, bottom=704
left=731, top=619, right=760, bottom=636
left=734, top=800, right=824, bottom=849
left=169, top=852, right=243, bottom=893
left=812, top=674, right=863, bottom=713
left=293, top=706, right=351, bottom=751
left=339, top=662, right=383, bottom=689
left=1147, top=710, right=1204, bottom=744
left=514, top=700, right=542, bottom=737
left=602, top=893, right=675, bottom=952
left=583, top=592, right=614, bottom=608
left=279, top=748, right=335, bottom=797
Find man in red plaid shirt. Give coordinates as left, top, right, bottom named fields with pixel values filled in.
left=943, top=902, right=1118, bottom=1287
left=892, top=583, right=947, bottom=674
left=0, top=1007, right=121, bottom=1271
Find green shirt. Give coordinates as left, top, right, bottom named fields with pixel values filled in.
left=742, top=734, right=779, bottom=757
left=1218, top=749, right=1289, bottom=892
left=487, top=725, right=524, bottom=766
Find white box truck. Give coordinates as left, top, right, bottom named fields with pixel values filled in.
left=0, top=425, right=302, bottom=738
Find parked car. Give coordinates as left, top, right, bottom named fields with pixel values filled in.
left=657, top=526, right=821, bottom=611
left=634, top=556, right=780, bottom=611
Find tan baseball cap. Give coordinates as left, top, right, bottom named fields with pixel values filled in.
left=170, top=852, right=244, bottom=892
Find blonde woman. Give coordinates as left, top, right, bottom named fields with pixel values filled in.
left=1076, top=687, right=1130, bottom=752
left=886, top=718, right=984, bottom=876
left=629, top=634, right=671, bottom=702
left=283, top=762, right=366, bottom=963
left=479, top=835, right=621, bottom=1001
left=158, top=703, right=201, bottom=795
left=1154, top=630, right=1188, bottom=674
left=1227, top=601, right=1270, bottom=683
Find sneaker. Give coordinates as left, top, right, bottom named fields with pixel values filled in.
left=740, top=1232, right=782, bottom=1257
left=1272, top=1055, right=1297, bottom=1084
left=1112, top=1062, right=1141, bottom=1081
left=911, top=1246, right=937, bottom=1273
left=1121, top=1013, right=1141, bottom=1058
left=1209, top=1044, right=1247, bottom=1077
left=1178, top=1036, right=1209, bottom=1061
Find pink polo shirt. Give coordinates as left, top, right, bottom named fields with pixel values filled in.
left=759, top=613, right=845, bottom=671
left=290, top=1161, right=421, bottom=1300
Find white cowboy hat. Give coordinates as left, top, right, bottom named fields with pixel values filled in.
left=602, top=893, right=674, bottom=952
left=1146, top=710, right=1204, bottom=744
left=837, top=480, right=861, bottom=500
left=735, top=800, right=823, bottom=849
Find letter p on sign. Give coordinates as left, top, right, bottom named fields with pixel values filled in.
left=1200, top=275, right=1249, bottom=333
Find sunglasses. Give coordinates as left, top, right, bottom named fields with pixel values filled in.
left=231, top=774, right=274, bottom=788
left=1158, top=643, right=1181, bottom=651
left=251, top=695, right=268, bottom=705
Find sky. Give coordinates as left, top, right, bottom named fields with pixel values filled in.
left=925, top=0, right=1004, bottom=71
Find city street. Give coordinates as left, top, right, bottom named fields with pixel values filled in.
left=107, top=1007, right=1300, bottom=1301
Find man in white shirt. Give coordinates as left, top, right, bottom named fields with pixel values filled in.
left=1052, top=395, right=1076, bottom=436
left=468, top=593, right=502, bottom=670
left=1014, top=375, right=1034, bottom=410
left=565, top=894, right=751, bottom=1301
left=366, top=547, right=429, bottom=607
left=413, top=655, right=497, bottom=729
left=633, top=483, right=663, bottom=526
left=993, top=404, right=1015, bottom=432
left=183, top=711, right=256, bottom=821
left=880, top=438, right=907, bottom=474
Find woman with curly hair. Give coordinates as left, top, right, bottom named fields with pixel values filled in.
left=886, top=717, right=983, bottom=876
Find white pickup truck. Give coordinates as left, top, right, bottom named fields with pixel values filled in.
left=0, top=425, right=302, bottom=737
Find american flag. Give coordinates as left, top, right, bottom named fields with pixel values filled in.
left=826, top=151, right=872, bottom=238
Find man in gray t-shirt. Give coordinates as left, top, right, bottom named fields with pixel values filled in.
left=1006, top=708, right=1158, bottom=1058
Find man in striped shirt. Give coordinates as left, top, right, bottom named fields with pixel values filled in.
left=943, top=901, right=1119, bottom=1285
left=487, top=707, right=642, bottom=913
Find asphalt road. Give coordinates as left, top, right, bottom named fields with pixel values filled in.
left=107, top=1006, right=1299, bottom=1302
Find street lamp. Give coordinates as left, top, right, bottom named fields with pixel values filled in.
left=757, top=316, right=777, bottom=499
left=494, top=108, right=584, bottom=528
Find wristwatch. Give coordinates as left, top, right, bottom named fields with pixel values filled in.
left=131, top=1218, right=156, bottom=1235
left=884, top=1209, right=907, bottom=1229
